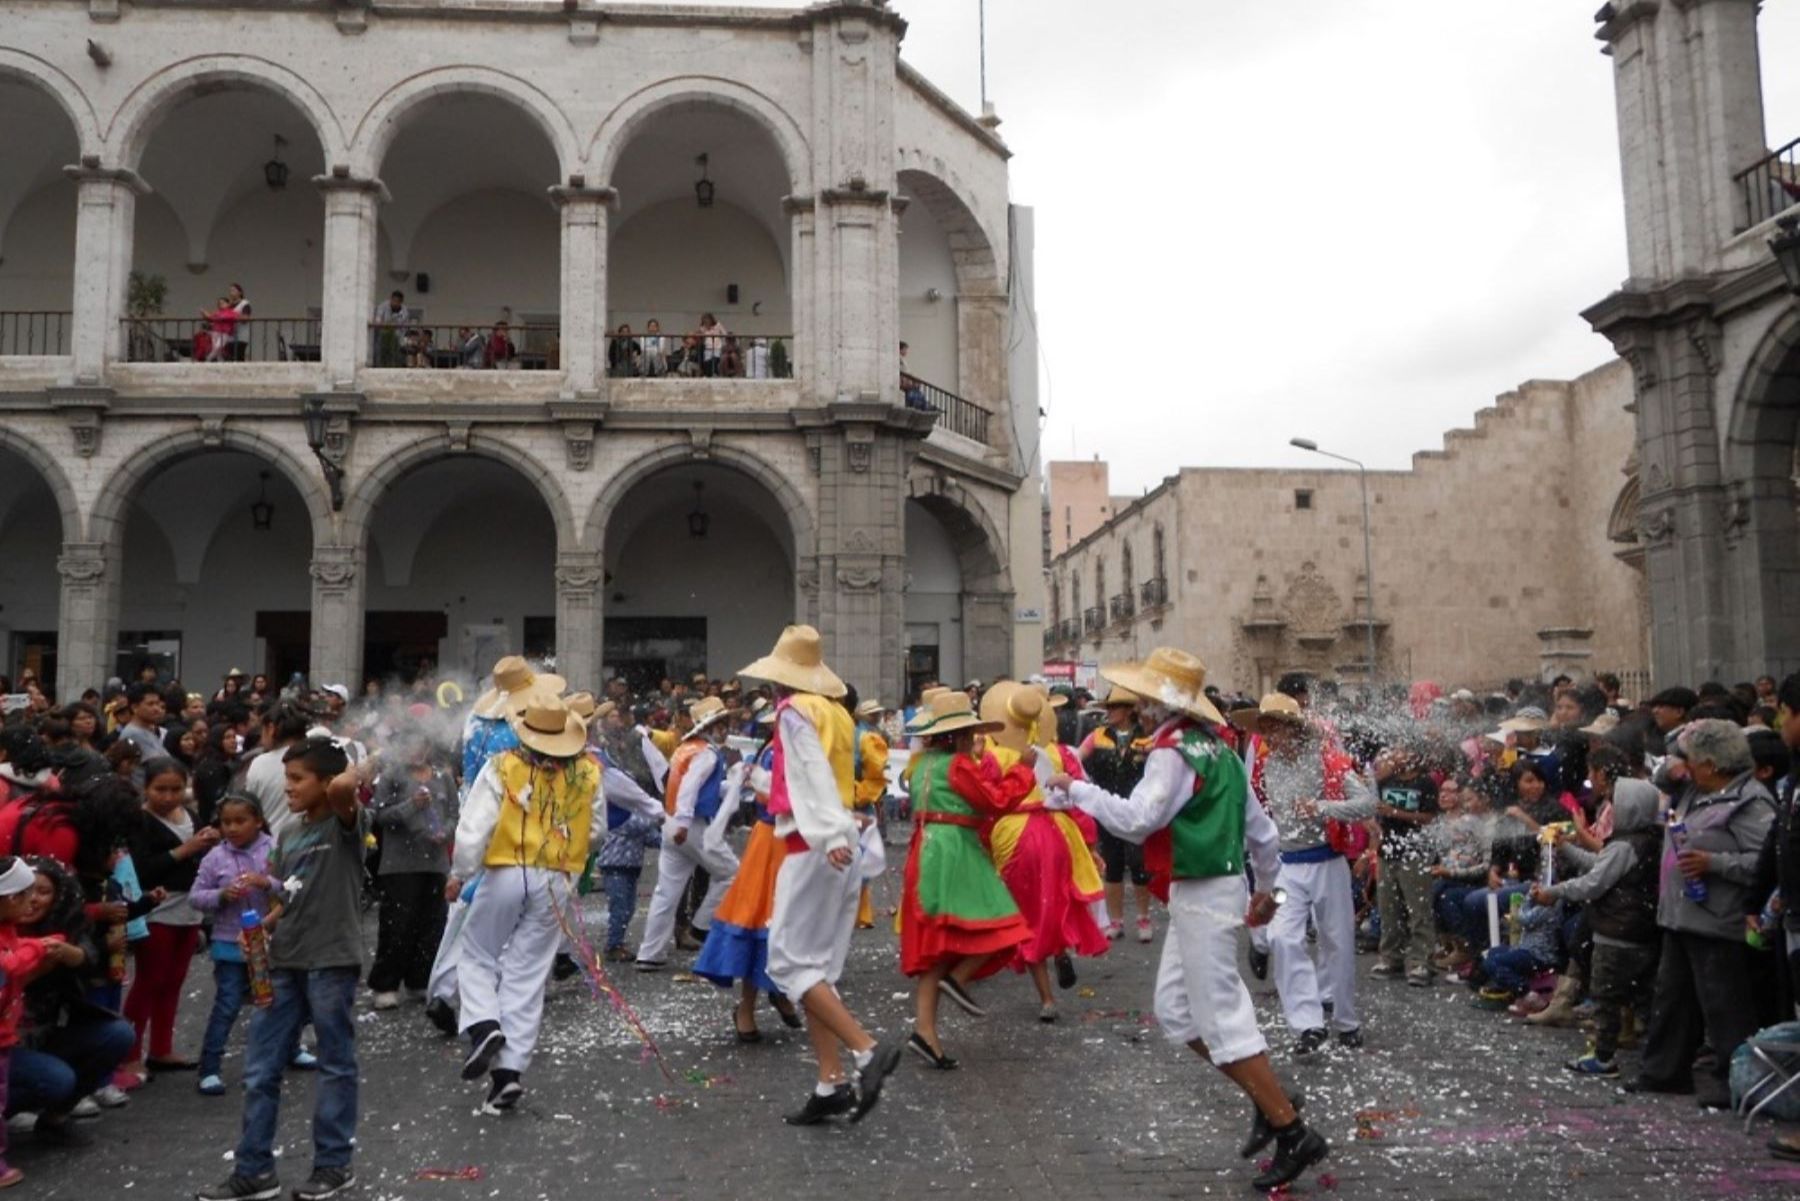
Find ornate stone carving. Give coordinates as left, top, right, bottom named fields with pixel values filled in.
left=836, top=566, right=882, bottom=591
left=445, top=421, right=471, bottom=452
left=1281, top=562, right=1344, bottom=647
left=1642, top=506, right=1677, bottom=544
left=1687, top=318, right=1721, bottom=377
left=200, top=416, right=225, bottom=448
left=847, top=439, right=872, bottom=473
left=844, top=528, right=876, bottom=554
left=56, top=550, right=106, bottom=583
left=1722, top=488, right=1750, bottom=547
left=1622, top=345, right=1657, bottom=396
left=309, top=558, right=357, bottom=588
left=808, top=445, right=822, bottom=475
left=70, top=415, right=101, bottom=458
left=689, top=427, right=714, bottom=458
left=555, top=565, right=604, bottom=591
left=562, top=421, right=594, bottom=472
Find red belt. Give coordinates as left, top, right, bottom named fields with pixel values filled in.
left=783, top=832, right=811, bottom=854
left=916, top=811, right=984, bottom=830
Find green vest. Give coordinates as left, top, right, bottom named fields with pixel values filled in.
left=1152, top=725, right=1248, bottom=880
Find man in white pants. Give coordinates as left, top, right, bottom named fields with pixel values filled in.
left=636, top=697, right=739, bottom=970
left=742, top=625, right=901, bottom=1127
left=1231, top=693, right=1373, bottom=1056
left=446, top=697, right=604, bottom=1113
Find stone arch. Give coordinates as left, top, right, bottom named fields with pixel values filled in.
left=1722, top=304, right=1800, bottom=672
left=896, top=161, right=1001, bottom=293
left=589, top=76, right=810, bottom=196
left=905, top=473, right=1010, bottom=592
left=0, top=425, right=81, bottom=545
left=340, top=432, right=577, bottom=553
left=109, top=55, right=346, bottom=168
left=86, top=426, right=332, bottom=548
left=1607, top=474, right=1641, bottom=547
left=584, top=442, right=815, bottom=564
left=1729, top=306, right=1800, bottom=478
left=0, top=51, right=102, bottom=155
left=350, top=66, right=583, bottom=180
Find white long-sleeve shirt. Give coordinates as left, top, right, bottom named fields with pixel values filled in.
left=772, top=706, right=857, bottom=856
left=601, top=762, right=663, bottom=823
left=636, top=727, right=670, bottom=791
left=670, top=744, right=720, bottom=829
left=451, top=757, right=608, bottom=880
left=1067, top=720, right=1281, bottom=887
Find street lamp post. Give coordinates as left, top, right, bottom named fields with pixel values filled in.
left=1290, top=437, right=1378, bottom=689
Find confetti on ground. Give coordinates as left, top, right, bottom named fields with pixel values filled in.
left=414, top=1166, right=486, bottom=1182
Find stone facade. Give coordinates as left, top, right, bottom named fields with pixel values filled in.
left=1045, top=359, right=1649, bottom=694
left=1585, top=0, right=1800, bottom=685
left=0, top=0, right=1044, bottom=701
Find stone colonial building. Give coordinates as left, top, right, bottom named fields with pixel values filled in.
left=0, top=0, right=1044, bottom=701
left=1585, top=1, right=1800, bottom=684
left=1045, top=359, right=1650, bottom=695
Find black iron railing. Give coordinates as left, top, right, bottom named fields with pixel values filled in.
left=1110, top=593, right=1135, bottom=623
left=1140, top=577, right=1169, bottom=609
left=367, top=323, right=557, bottom=370
left=0, top=311, right=72, bottom=356
left=605, top=332, right=793, bottom=379
left=121, top=317, right=321, bottom=363
left=1083, top=606, right=1105, bottom=635
left=1058, top=618, right=1079, bottom=643
left=1736, top=135, right=1800, bottom=230
left=905, top=374, right=992, bottom=444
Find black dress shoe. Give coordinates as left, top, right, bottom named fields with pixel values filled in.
left=1250, top=1121, right=1330, bottom=1191
left=851, top=1041, right=903, bottom=1123
left=552, top=953, right=580, bottom=982
left=1336, top=1027, right=1364, bottom=1049
left=462, top=1022, right=505, bottom=1081
left=425, top=997, right=459, bottom=1037
left=937, top=976, right=986, bottom=1018
left=769, top=991, right=803, bottom=1029
left=907, top=1031, right=960, bottom=1070
left=1292, top=1028, right=1329, bottom=1057
left=1055, top=954, right=1078, bottom=990
left=1248, top=947, right=1270, bottom=981
left=1239, top=1090, right=1304, bottom=1159
left=783, top=1084, right=854, bottom=1126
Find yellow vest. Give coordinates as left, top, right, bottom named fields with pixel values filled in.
left=854, top=728, right=889, bottom=807
left=650, top=727, right=678, bottom=759
left=788, top=692, right=855, bottom=810
left=484, top=750, right=599, bottom=875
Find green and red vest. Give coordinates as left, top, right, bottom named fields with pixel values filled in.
left=1141, top=720, right=1248, bottom=899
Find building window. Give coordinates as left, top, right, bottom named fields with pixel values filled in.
left=1072, top=570, right=1082, bottom=618
left=1294, top=489, right=1313, bottom=511
left=1152, top=525, right=1166, bottom=580
left=1121, top=541, right=1135, bottom=592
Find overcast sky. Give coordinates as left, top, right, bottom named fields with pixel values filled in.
left=656, top=1, right=1800, bottom=493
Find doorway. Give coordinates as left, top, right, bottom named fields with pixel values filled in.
left=605, top=617, right=706, bottom=694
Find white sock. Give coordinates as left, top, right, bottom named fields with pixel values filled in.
left=851, top=1046, right=875, bottom=1072
left=814, top=1081, right=839, bottom=1097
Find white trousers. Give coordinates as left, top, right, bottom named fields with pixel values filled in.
left=1154, top=875, right=1267, bottom=1066
left=427, top=898, right=468, bottom=1005
left=1270, top=855, right=1359, bottom=1034
left=766, top=847, right=860, bottom=1000
left=456, top=866, right=571, bottom=1074
left=638, top=819, right=739, bottom=963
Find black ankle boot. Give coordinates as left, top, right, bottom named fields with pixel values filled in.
left=1239, top=1090, right=1304, bottom=1159
left=1250, top=1120, right=1329, bottom=1190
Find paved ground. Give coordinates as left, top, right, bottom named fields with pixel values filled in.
left=11, top=854, right=1799, bottom=1200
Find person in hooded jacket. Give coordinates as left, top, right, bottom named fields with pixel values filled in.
left=1535, top=780, right=1663, bottom=1077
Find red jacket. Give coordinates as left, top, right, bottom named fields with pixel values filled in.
left=0, top=926, right=52, bottom=1048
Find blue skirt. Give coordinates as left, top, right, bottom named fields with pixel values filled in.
left=692, top=919, right=776, bottom=993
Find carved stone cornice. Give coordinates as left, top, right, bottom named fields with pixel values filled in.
left=547, top=183, right=618, bottom=209
left=311, top=170, right=389, bottom=203
left=62, top=162, right=151, bottom=196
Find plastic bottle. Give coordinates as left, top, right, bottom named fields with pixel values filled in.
left=1507, top=891, right=1526, bottom=947
left=241, top=910, right=275, bottom=1008
left=1668, top=819, right=1708, bottom=903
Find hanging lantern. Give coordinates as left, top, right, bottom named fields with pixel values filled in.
left=250, top=471, right=274, bottom=531
left=687, top=480, right=710, bottom=538
left=694, top=152, right=714, bottom=208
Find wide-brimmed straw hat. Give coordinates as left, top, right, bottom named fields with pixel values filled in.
left=978, top=681, right=1044, bottom=753
left=1228, top=692, right=1306, bottom=731
left=1579, top=712, right=1619, bottom=737
left=907, top=690, right=1001, bottom=737
left=1099, top=685, right=1138, bottom=710
left=475, top=655, right=566, bottom=719
left=1101, top=647, right=1226, bottom=725
left=686, top=695, right=730, bottom=738
left=1030, top=682, right=1069, bottom=710
left=565, top=691, right=598, bottom=722
left=738, top=625, right=846, bottom=698
left=854, top=699, right=885, bottom=720
left=509, top=695, right=588, bottom=758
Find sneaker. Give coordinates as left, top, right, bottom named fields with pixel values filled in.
left=292, top=1166, right=355, bottom=1201
left=1105, top=921, right=1124, bottom=940
left=1135, top=916, right=1154, bottom=944
left=850, top=1041, right=903, bottom=1123
left=1406, top=968, right=1434, bottom=988
left=1248, top=946, right=1271, bottom=981
left=198, top=1074, right=227, bottom=1096
left=604, top=946, right=634, bottom=963
left=91, top=1085, right=130, bottom=1109
left=482, top=1071, right=524, bottom=1115
left=69, top=1096, right=101, bottom=1120
left=783, top=1084, right=854, bottom=1126
left=1336, top=1027, right=1365, bottom=1049
left=370, top=991, right=401, bottom=1011
left=462, top=1022, right=506, bottom=1081
left=1250, top=1121, right=1330, bottom=1191
left=288, top=1049, right=319, bottom=1071
left=1054, top=954, right=1077, bottom=990
left=936, top=976, right=986, bottom=1018
left=194, top=1172, right=281, bottom=1201
left=1239, top=1090, right=1305, bottom=1159
left=1038, top=1001, right=1059, bottom=1023
left=1292, top=1028, right=1329, bottom=1057
left=4, top=1113, right=35, bottom=1134
left=1565, top=1053, right=1619, bottom=1077
left=424, top=997, right=459, bottom=1038
left=634, top=959, right=666, bottom=973
left=1369, top=961, right=1402, bottom=979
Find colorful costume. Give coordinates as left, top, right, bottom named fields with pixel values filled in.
left=988, top=738, right=1109, bottom=970
left=694, top=745, right=788, bottom=991
left=853, top=719, right=889, bottom=928
left=636, top=708, right=741, bottom=966
left=900, top=749, right=1034, bottom=977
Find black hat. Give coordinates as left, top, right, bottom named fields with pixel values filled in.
left=1646, top=686, right=1698, bottom=711
left=1275, top=672, right=1310, bottom=699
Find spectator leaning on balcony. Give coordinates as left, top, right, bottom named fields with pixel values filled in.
left=487, top=320, right=516, bottom=370
left=219, top=283, right=251, bottom=361
left=609, top=324, right=641, bottom=377
left=900, top=341, right=930, bottom=411
left=372, top=291, right=408, bottom=367
left=457, top=326, right=485, bottom=369
left=697, top=313, right=728, bottom=376
left=641, top=319, right=670, bottom=376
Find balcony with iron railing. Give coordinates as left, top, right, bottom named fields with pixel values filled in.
left=1058, top=618, right=1080, bottom=643
left=1083, top=606, right=1105, bottom=636
left=905, top=374, right=992, bottom=445
left=1, top=312, right=71, bottom=358
left=1735, top=135, right=1800, bottom=231
left=606, top=332, right=795, bottom=380
left=121, top=316, right=321, bottom=364
left=1140, top=576, right=1169, bottom=610
left=1109, top=592, right=1135, bottom=624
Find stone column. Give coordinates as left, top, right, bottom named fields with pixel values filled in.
left=313, top=173, right=385, bottom=388
left=309, top=543, right=365, bottom=689
left=555, top=549, right=604, bottom=692
left=56, top=541, right=116, bottom=698
left=957, top=288, right=1010, bottom=454
left=551, top=184, right=614, bottom=397
left=63, top=165, right=148, bottom=384
left=961, top=589, right=1015, bottom=686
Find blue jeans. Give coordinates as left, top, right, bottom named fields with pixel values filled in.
left=201, top=958, right=250, bottom=1078
left=6, top=1017, right=134, bottom=1116
left=1433, top=882, right=1477, bottom=940
left=1481, top=945, right=1550, bottom=994
left=602, top=867, right=640, bottom=951
left=1460, top=884, right=1530, bottom=951
left=234, top=967, right=358, bottom=1178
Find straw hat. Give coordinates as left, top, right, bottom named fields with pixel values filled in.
left=1100, top=647, right=1226, bottom=725
left=474, top=655, right=566, bottom=719
left=686, top=695, right=731, bottom=738
left=1578, top=712, right=1619, bottom=737
left=565, top=691, right=598, bottom=722
left=1228, top=692, right=1306, bottom=732
left=592, top=699, right=618, bottom=723
left=854, top=699, right=885, bottom=720
left=978, top=681, right=1044, bottom=753
left=509, top=695, right=588, bottom=758
left=1498, top=711, right=1549, bottom=734
left=907, top=690, right=1002, bottom=738
left=1099, top=685, right=1138, bottom=710
left=738, top=625, right=846, bottom=698
left=1031, top=682, right=1069, bottom=710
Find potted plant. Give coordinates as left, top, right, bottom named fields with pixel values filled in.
left=126, top=271, right=168, bottom=362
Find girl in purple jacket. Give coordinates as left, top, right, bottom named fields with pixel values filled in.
left=188, top=795, right=274, bottom=1095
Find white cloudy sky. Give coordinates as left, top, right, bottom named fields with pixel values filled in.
left=652, top=1, right=1800, bottom=492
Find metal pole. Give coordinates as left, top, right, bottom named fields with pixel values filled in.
left=979, top=0, right=988, bottom=110
left=1357, top=460, right=1377, bottom=689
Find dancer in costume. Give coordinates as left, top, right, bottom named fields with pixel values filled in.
left=636, top=697, right=740, bottom=970
left=981, top=682, right=1108, bottom=1021
left=741, top=625, right=901, bottom=1126
left=899, top=691, right=1036, bottom=1069
left=1229, top=692, right=1372, bottom=1055
left=693, top=708, right=804, bottom=1039
left=1080, top=687, right=1157, bottom=942
left=852, top=697, right=890, bottom=929
left=446, top=696, right=603, bottom=1113
left=579, top=699, right=668, bottom=962
left=1047, top=648, right=1330, bottom=1193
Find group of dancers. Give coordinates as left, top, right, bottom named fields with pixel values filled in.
left=427, top=633, right=1334, bottom=1193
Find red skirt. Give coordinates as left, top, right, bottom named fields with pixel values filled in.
left=1000, top=812, right=1110, bottom=968
left=899, top=825, right=1033, bottom=979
